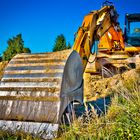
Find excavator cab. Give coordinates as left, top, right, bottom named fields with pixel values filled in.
left=124, top=13, right=140, bottom=54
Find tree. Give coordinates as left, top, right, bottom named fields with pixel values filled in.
left=67, top=42, right=72, bottom=49
left=23, top=47, right=31, bottom=53
left=2, top=34, right=31, bottom=61
left=52, top=34, right=71, bottom=52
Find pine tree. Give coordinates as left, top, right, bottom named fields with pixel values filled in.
left=2, top=34, right=31, bottom=61
left=53, top=34, right=71, bottom=52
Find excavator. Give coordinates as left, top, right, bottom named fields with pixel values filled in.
left=84, top=20, right=127, bottom=77
left=0, top=4, right=131, bottom=138
left=84, top=11, right=140, bottom=99
left=85, top=13, right=140, bottom=78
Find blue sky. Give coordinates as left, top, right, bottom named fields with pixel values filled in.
left=0, top=0, right=140, bottom=55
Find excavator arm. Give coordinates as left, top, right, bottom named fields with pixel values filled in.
left=73, top=5, right=119, bottom=70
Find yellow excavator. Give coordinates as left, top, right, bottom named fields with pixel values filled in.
left=85, top=21, right=128, bottom=77
left=85, top=12, right=140, bottom=78
left=0, top=5, right=130, bottom=138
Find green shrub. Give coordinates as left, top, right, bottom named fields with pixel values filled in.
left=2, top=34, right=31, bottom=61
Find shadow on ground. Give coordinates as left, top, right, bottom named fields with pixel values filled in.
left=74, top=96, right=111, bottom=117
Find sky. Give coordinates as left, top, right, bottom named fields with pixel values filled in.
left=0, top=0, right=140, bottom=55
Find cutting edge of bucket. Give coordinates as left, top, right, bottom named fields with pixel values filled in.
left=0, top=120, right=59, bottom=139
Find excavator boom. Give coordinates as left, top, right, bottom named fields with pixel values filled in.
left=73, top=5, right=119, bottom=69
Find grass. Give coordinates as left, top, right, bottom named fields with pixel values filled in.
left=0, top=130, right=41, bottom=140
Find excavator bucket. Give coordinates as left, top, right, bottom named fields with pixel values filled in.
left=0, top=49, right=83, bottom=138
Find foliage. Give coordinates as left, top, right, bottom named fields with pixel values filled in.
left=0, top=130, right=40, bottom=140
left=53, top=34, right=71, bottom=52
left=67, top=42, right=71, bottom=49
left=2, top=34, right=31, bottom=61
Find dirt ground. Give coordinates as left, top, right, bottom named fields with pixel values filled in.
left=84, top=68, right=140, bottom=101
